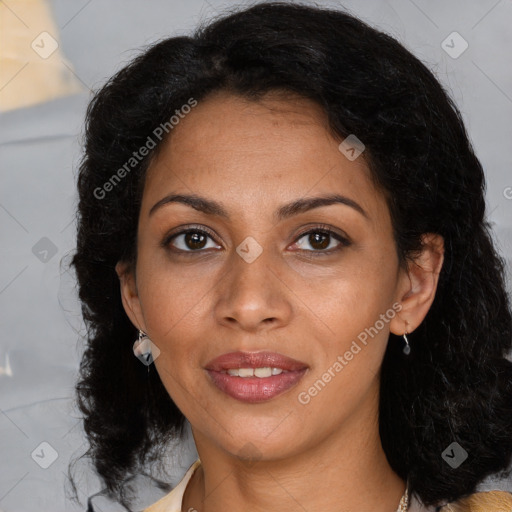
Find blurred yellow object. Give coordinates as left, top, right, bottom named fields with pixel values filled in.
left=440, top=490, right=512, bottom=512
left=0, top=0, right=83, bottom=112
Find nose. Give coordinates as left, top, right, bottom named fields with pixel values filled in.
left=213, top=245, right=293, bottom=333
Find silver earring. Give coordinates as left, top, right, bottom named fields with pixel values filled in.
left=133, top=329, right=155, bottom=366
left=402, top=332, right=411, bottom=355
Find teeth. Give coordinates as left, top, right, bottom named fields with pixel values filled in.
left=224, top=367, right=286, bottom=377
left=254, top=367, right=271, bottom=378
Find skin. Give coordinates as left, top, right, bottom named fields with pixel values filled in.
left=116, top=89, right=444, bottom=512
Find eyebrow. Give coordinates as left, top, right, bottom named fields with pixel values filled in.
left=148, top=192, right=369, bottom=221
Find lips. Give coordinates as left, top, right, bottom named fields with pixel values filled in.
left=205, top=351, right=309, bottom=403
left=205, top=351, right=308, bottom=372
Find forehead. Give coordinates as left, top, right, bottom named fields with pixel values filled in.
left=141, top=90, right=385, bottom=222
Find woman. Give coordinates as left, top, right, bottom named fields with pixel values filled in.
left=69, top=2, right=512, bottom=511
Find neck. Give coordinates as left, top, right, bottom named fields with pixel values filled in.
left=183, top=384, right=406, bottom=512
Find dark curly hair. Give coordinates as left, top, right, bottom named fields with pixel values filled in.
left=67, top=1, right=512, bottom=509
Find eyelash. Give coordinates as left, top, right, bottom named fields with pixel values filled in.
left=162, top=223, right=351, bottom=258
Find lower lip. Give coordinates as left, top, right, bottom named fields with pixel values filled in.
left=206, top=369, right=308, bottom=403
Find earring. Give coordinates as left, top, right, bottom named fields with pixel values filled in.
left=133, top=329, right=156, bottom=366
left=402, top=331, right=411, bottom=355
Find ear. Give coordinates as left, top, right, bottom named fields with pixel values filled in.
left=390, top=233, right=444, bottom=335
left=115, top=260, right=147, bottom=332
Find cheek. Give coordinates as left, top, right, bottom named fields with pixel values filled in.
left=308, top=281, right=393, bottom=378
left=137, top=262, right=207, bottom=401
left=298, top=251, right=398, bottom=329
left=299, top=250, right=399, bottom=386
left=136, top=249, right=216, bottom=336
left=296, top=273, right=396, bottom=416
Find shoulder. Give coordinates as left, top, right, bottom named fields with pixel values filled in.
left=437, top=490, right=512, bottom=512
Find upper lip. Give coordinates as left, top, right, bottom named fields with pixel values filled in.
left=205, top=351, right=308, bottom=372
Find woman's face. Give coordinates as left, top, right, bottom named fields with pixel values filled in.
left=118, top=90, right=421, bottom=462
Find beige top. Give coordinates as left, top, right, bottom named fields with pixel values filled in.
left=144, top=459, right=201, bottom=512
left=142, top=459, right=440, bottom=512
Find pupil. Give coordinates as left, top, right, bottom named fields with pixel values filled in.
left=310, top=232, right=329, bottom=250
left=186, top=232, right=206, bottom=250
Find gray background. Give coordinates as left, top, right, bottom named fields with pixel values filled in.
left=1, top=0, right=511, bottom=510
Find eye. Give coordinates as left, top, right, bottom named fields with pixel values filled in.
left=291, top=225, right=351, bottom=255
left=163, top=225, right=220, bottom=254
left=162, top=224, right=351, bottom=257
